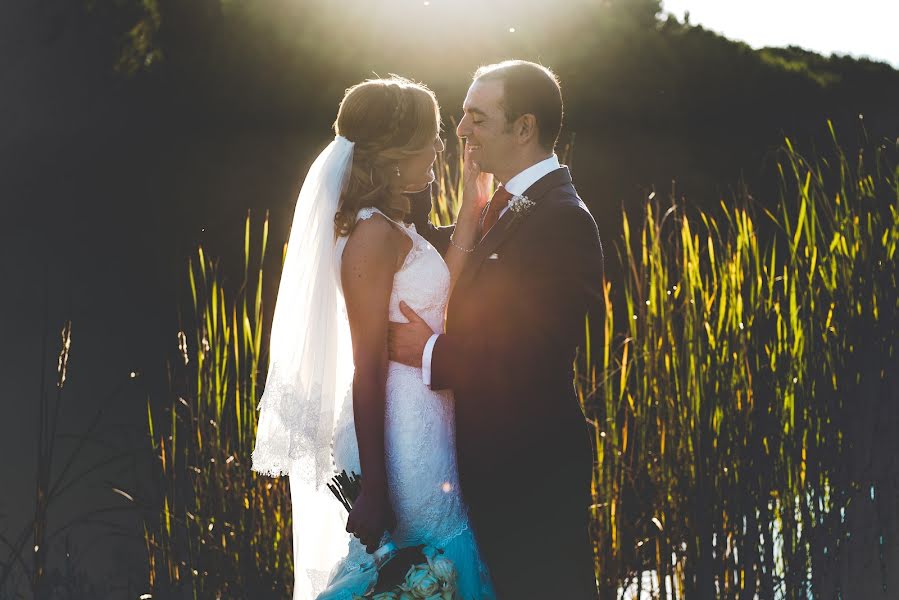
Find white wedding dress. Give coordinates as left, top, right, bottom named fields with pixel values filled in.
left=289, top=206, right=495, bottom=600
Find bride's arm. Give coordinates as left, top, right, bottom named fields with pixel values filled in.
left=340, top=215, right=406, bottom=553
left=441, top=145, right=492, bottom=291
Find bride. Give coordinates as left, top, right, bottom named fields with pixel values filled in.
left=250, top=76, right=496, bottom=600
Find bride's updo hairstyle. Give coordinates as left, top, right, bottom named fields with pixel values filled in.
left=333, top=75, right=440, bottom=236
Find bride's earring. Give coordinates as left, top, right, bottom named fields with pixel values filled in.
left=394, top=165, right=401, bottom=177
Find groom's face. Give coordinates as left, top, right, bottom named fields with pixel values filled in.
left=456, top=79, right=517, bottom=180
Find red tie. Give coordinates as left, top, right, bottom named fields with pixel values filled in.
left=481, top=186, right=513, bottom=240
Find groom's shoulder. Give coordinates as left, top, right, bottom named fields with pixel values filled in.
left=536, top=169, right=588, bottom=211
left=539, top=186, right=597, bottom=234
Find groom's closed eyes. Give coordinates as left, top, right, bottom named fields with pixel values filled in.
left=464, top=107, right=487, bottom=125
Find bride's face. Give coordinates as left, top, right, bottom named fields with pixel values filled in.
left=394, top=135, right=445, bottom=193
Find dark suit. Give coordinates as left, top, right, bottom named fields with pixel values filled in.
left=408, top=167, right=603, bottom=599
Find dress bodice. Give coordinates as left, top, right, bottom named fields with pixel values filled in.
left=335, top=206, right=450, bottom=335
left=332, top=205, right=455, bottom=489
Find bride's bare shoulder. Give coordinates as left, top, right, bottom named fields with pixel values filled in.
left=341, top=210, right=409, bottom=275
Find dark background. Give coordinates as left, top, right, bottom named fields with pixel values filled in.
left=2, top=0, right=898, bottom=595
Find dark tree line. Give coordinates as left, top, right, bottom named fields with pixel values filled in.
left=91, top=0, right=898, bottom=219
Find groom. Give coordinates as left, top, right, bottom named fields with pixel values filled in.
left=391, top=60, right=603, bottom=598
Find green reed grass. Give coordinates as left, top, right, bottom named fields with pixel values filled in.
left=143, top=209, right=293, bottom=598
left=585, top=124, right=898, bottom=598
left=143, top=127, right=896, bottom=598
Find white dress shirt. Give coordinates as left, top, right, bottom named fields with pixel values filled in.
left=420, top=154, right=561, bottom=386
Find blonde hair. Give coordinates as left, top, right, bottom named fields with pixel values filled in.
left=333, top=76, right=441, bottom=236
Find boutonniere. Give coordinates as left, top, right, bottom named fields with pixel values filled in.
left=507, top=194, right=536, bottom=221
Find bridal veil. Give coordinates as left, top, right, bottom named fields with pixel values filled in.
left=251, top=136, right=357, bottom=596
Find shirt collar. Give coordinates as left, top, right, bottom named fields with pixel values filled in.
left=502, top=154, right=561, bottom=197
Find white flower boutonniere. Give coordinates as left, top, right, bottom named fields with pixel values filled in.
left=507, top=194, right=536, bottom=221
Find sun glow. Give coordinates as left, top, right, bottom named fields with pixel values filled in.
left=663, top=0, right=899, bottom=67
left=297, top=0, right=586, bottom=87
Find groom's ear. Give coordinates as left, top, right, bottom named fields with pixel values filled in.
left=515, top=113, right=539, bottom=146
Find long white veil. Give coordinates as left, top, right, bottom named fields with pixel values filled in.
left=251, top=135, right=358, bottom=597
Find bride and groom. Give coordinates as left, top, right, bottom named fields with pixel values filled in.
left=251, top=60, right=604, bottom=599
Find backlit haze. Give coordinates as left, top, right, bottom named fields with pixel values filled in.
left=662, top=0, right=899, bottom=67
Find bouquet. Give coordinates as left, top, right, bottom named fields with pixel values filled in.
left=328, top=470, right=458, bottom=599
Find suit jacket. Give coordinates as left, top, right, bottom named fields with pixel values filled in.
left=408, top=166, right=604, bottom=501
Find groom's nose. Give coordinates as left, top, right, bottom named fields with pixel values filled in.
left=456, top=116, right=470, bottom=139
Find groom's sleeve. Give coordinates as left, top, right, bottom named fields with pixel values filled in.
left=421, top=333, right=440, bottom=386
left=406, top=184, right=454, bottom=255
left=429, top=202, right=604, bottom=395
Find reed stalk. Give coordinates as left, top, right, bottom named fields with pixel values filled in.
left=587, top=124, right=898, bottom=597
left=143, top=127, right=897, bottom=598
left=143, top=209, right=292, bottom=598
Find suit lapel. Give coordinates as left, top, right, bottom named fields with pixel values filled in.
left=452, top=166, right=573, bottom=298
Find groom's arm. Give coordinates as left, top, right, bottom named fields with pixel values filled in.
left=404, top=183, right=465, bottom=385
left=406, top=184, right=454, bottom=255
left=429, top=202, right=604, bottom=394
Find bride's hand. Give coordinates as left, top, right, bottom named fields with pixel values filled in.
left=345, top=486, right=396, bottom=554
left=460, top=141, right=492, bottom=216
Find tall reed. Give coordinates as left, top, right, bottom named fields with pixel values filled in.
left=2, top=281, right=138, bottom=599
left=142, top=128, right=897, bottom=598
left=586, top=124, right=898, bottom=598
left=142, top=210, right=293, bottom=598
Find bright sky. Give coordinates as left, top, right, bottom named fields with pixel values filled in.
left=662, top=0, right=899, bottom=68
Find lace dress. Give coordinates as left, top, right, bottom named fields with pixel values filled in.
left=291, top=207, right=495, bottom=600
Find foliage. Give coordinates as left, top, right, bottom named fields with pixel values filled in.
left=113, top=0, right=163, bottom=73
left=140, top=127, right=897, bottom=597
left=141, top=210, right=293, bottom=598
left=582, top=125, right=898, bottom=597
left=102, top=0, right=899, bottom=135
left=87, top=0, right=899, bottom=239
left=0, top=316, right=140, bottom=599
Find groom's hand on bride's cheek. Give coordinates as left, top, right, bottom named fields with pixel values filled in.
left=387, top=301, right=433, bottom=367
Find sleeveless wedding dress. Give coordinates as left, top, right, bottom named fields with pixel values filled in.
left=290, top=206, right=495, bottom=600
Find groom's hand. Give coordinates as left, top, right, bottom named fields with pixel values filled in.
left=387, top=301, right=433, bottom=367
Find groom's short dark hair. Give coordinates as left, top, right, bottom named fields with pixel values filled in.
left=473, top=60, right=563, bottom=152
